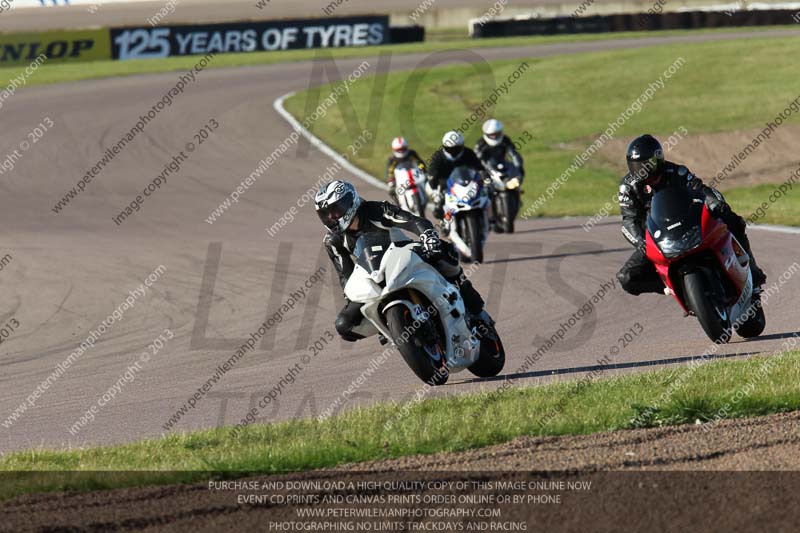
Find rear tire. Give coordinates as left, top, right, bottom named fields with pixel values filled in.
left=468, top=327, right=505, bottom=377
left=735, top=300, right=766, bottom=338
left=464, top=212, right=483, bottom=264
left=384, top=305, right=448, bottom=385
left=683, top=271, right=730, bottom=344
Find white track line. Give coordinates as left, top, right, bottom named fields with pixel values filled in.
left=274, top=92, right=800, bottom=234
left=273, top=91, right=388, bottom=191
left=749, top=223, right=800, bottom=234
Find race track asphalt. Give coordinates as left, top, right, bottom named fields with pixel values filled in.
left=1, top=29, right=799, bottom=454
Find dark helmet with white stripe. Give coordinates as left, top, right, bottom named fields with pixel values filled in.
left=315, top=180, right=362, bottom=233
left=626, top=134, right=665, bottom=186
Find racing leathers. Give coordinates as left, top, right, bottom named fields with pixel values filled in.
left=475, top=135, right=525, bottom=179
left=428, top=147, right=485, bottom=220
left=475, top=135, right=525, bottom=229
left=385, top=150, right=427, bottom=202
left=616, top=161, right=766, bottom=295
left=323, top=200, right=485, bottom=341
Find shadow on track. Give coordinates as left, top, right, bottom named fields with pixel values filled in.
left=512, top=220, right=619, bottom=234
left=455, top=350, right=765, bottom=385
left=744, top=331, right=800, bottom=342
left=481, top=247, right=628, bottom=265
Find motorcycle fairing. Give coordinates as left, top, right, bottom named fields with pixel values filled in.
left=344, top=241, right=479, bottom=372
left=646, top=190, right=752, bottom=322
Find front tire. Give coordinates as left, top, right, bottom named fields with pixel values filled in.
left=384, top=305, right=448, bottom=385
left=462, top=212, right=484, bottom=264
left=683, top=271, right=730, bottom=343
left=500, top=192, right=516, bottom=234
left=408, top=192, right=426, bottom=217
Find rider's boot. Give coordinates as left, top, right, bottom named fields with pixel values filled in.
left=452, top=276, right=495, bottom=339
left=455, top=276, right=484, bottom=316
left=432, top=246, right=492, bottom=336
left=738, top=233, right=767, bottom=286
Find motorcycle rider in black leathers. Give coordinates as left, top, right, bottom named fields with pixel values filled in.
left=428, top=130, right=485, bottom=221
left=315, top=180, right=490, bottom=342
left=474, top=119, right=525, bottom=180
left=475, top=119, right=525, bottom=231
left=385, top=136, right=427, bottom=203
left=616, top=134, right=766, bottom=296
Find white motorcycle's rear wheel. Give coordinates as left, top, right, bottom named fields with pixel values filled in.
left=384, top=305, right=449, bottom=386
left=468, top=326, right=505, bottom=378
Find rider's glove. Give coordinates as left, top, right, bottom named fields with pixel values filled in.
left=705, top=192, right=728, bottom=216
left=419, top=229, right=443, bottom=258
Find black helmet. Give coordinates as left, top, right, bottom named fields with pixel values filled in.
left=626, top=134, right=664, bottom=185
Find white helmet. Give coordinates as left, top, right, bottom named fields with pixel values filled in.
left=314, top=180, right=362, bottom=233
left=482, top=119, right=504, bottom=147
left=391, top=137, right=409, bottom=159
left=442, top=130, right=464, bottom=161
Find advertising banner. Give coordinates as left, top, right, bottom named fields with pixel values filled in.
left=110, top=16, right=390, bottom=60
left=0, top=29, right=111, bottom=65
left=473, top=10, right=800, bottom=37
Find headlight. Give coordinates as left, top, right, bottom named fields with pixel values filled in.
left=657, top=226, right=702, bottom=258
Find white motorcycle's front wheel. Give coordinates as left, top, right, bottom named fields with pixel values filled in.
left=384, top=304, right=448, bottom=385
left=457, top=212, right=484, bottom=264
left=401, top=191, right=426, bottom=217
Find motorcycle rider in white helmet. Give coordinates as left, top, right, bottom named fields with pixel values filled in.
left=385, top=137, right=427, bottom=203
left=428, top=131, right=485, bottom=221
left=475, top=119, right=525, bottom=231
left=314, top=180, right=491, bottom=342
left=475, top=119, right=525, bottom=178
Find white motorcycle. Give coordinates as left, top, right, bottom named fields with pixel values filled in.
left=345, top=230, right=505, bottom=385
left=442, top=167, right=490, bottom=263
left=393, top=162, right=428, bottom=217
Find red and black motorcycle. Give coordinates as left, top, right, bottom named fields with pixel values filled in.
left=645, top=187, right=766, bottom=343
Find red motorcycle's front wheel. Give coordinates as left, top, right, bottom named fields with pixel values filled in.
left=683, top=271, right=731, bottom=344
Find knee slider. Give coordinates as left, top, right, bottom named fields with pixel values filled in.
left=335, top=316, right=352, bottom=336
left=617, top=269, right=633, bottom=292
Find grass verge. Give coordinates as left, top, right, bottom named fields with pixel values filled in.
left=1, top=26, right=796, bottom=89
left=284, top=33, right=800, bottom=225
left=2, top=348, right=799, bottom=499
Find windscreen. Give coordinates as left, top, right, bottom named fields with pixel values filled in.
left=393, top=160, right=416, bottom=171
left=647, top=187, right=704, bottom=238
left=647, top=187, right=705, bottom=257
left=353, top=233, right=393, bottom=273
left=448, top=166, right=478, bottom=186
